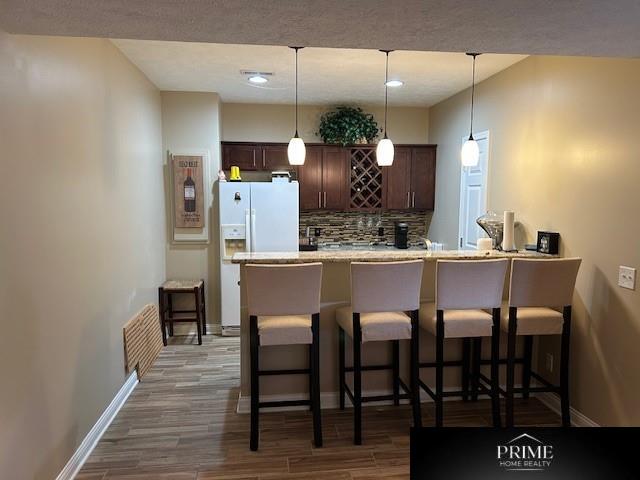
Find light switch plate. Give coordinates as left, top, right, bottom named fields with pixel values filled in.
left=618, top=266, right=636, bottom=290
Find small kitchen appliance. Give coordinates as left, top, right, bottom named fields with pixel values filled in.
left=394, top=222, right=409, bottom=249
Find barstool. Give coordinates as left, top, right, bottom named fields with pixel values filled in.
left=503, top=258, right=581, bottom=427
left=419, top=259, right=509, bottom=427
left=336, top=260, right=424, bottom=445
left=245, top=263, right=323, bottom=451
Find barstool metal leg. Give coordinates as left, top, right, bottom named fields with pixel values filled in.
left=194, top=286, right=202, bottom=345
left=435, top=310, right=444, bottom=428
left=506, top=307, right=518, bottom=427
left=560, top=306, right=572, bottom=427
left=250, top=315, right=259, bottom=451
left=461, top=338, right=470, bottom=402
left=491, top=308, right=501, bottom=427
left=471, top=337, right=481, bottom=401
left=158, top=287, right=167, bottom=346
left=410, top=310, right=422, bottom=428
left=522, top=335, right=533, bottom=399
left=311, top=313, right=323, bottom=446
left=201, top=282, right=207, bottom=336
left=392, top=340, right=400, bottom=406
left=352, top=313, right=362, bottom=445
left=338, top=327, right=345, bottom=410
left=168, top=294, right=174, bottom=337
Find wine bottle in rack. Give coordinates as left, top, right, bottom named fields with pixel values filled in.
left=183, top=168, right=196, bottom=212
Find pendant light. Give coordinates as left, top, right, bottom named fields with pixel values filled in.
left=376, top=49, right=394, bottom=166
left=287, top=46, right=306, bottom=165
left=461, top=52, right=481, bottom=167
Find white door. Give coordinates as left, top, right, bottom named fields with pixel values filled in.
left=250, top=182, right=299, bottom=252
left=458, top=131, right=490, bottom=249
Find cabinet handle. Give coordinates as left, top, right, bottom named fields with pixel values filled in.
left=323, top=192, right=327, bottom=208
left=412, top=192, right=416, bottom=208
left=406, top=192, right=410, bottom=208
left=252, top=150, right=256, bottom=168
left=262, top=150, right=266, bottom=168
left=318, top=191, right=322, bottom=209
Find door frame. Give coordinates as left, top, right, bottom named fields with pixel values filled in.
left=458, top=130, right=490, bottom=249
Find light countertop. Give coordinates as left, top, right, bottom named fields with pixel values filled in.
left=231, top=249, right=552, bottom=264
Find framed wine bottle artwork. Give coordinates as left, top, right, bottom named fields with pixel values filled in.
left=170, top=150, right=211, bottom=243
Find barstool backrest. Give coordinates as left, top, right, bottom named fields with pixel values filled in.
left=509, top=258, right=581, bottom=308
left=245, top=263, right=323, bottom=316
left=351, top=260, right=424, bottom=313
left=436, top=259, right=509, bottom=310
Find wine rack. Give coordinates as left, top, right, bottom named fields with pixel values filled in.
left=349, top=147, right=383, bottom=209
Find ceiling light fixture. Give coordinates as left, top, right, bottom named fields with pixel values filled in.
left=287, top=46, right=306, bottom=165
left=385, top=79, right=404, bottom=87
left=248, top=75, right=268, bottom=84
left=461, top=52, right=481, bottom=167
left=376, top=50, right=395, bottom=167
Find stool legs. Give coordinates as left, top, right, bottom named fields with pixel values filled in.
left=410, top=310, right=422, bottom=428
left=490, top=308, right=501, bottom=427
left=352, top=313, right=362, bottom=445
left=560, top=306, right=572, bottom=427
left=194, top=286, right=202, bottom=345
left=200, top=282, right=207, bottom=336
left=311, top=313, right=322, bottom=446
left=392, top=340, right=400, bottom=406
left=522, top=335, right=533, bottom=399
left=505, top=307, right=518, bottom=427
left=435, top=310, right=445, bottom=428
left=471, top=338, right=481, bottom=402
left=167, top=294, right=174, bottom=337
left=158, top=287, right=167, bottom=346
left=461, top=338, right=471, bottom=401
left=338, top=327, right=346, bottom=410
left=250, top=315, right=259, bottom=451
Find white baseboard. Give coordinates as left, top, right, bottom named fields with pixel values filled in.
left=55, top=372, right=139, bottom=480
left=536, top=392, right=599, bottom=427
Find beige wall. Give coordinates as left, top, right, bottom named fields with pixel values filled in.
left=162, top=92, right=222, bottom=329
left=428, top=55, right=640, bottom=426
left=222, top=103, right=430, bottom=144
left=0, top=32, right=164, bottom=479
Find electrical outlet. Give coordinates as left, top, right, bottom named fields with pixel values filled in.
left=546, top=353, right=554, bottom=373
left=618, top=266, right=636, bottom=290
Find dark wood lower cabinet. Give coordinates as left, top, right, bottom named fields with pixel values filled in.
left=221, top=142, right=436, bottom=212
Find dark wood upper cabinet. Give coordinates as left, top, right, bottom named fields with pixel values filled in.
left=297, top=147, right=323, bottom=210
left=221, top=143, right=260, bottom=171
left=262, top=145, right=289, bottom=170
left=384, top=147, right=412, bottom=209
left=322, top=147, right=348, bottom=210
left=410, top=147, right=436, bottom=210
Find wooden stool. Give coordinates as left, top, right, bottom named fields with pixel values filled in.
left=245, top=263, right=323, bottom=451
left=419, top=259, right=508, bottom=427
left=503, top=258, right=581, bottom=427
left=158, top=279, right=206, bottom=346
left=336, top=260, right=424, bottom=445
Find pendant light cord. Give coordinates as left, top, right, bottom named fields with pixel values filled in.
left=384, top=51, right=389, bottom=137
left=294, top=47, right=299, bottom=137
left=467, top=52, right=480, bottom=140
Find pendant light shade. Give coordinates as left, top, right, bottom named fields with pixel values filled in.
left=461, top=52, right=481, bottom=167
left=288, top=46, right=305, bottom=165
left=377, top=50, right=394, bottom=166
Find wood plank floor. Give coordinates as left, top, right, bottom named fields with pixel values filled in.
left=78, top=335, right=561, bottom=480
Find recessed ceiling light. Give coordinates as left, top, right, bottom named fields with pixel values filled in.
left=385, top=79, right=404, bottom=87
left=248, top=75, right=268, bottom=84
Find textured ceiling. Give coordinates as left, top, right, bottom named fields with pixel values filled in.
left=112, top=40, right=525, bottom=106
left=2, top=1, right=640, bottom=58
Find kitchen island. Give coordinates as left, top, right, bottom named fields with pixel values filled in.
left=231, top=249, right=552, bottom=412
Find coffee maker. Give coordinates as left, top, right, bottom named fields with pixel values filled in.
left=394, top=222, right=409, bottom=249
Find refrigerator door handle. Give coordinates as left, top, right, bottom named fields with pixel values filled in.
left=250, top=209, right=257, bottom=252
left=244, top=208, right=251, bottom=252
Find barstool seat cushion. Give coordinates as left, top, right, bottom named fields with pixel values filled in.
left=257, top=315, right=312, bottom=346
left=419, top=302, right=493, bottom=338
left=336, top=306, right=411, bottom=342
left=500, top=304, right=564, bottom=335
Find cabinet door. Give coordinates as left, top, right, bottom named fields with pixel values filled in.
left=384, top=147, right=412, bottom=209
left=222, top=144, right=259, bottom=171
left=410, top=147, right=436, bottom=210
left=322, top=147, right=348, bottom=210
left=296, top=146, right=323, bottom=210
left=262, top=145, right=290, bottom=171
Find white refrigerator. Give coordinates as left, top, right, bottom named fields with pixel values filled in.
left=219, top=181, right=299, bottom=334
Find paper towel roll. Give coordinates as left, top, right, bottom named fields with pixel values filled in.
left=502, top=211, right=516, bottom=251
left=477, top=237, right=493, bottom=251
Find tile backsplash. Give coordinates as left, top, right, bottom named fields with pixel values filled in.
left=300, top=210, right=432, bottom=244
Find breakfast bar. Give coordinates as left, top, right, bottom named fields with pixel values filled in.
left=231, top=249, right=551, bottom=410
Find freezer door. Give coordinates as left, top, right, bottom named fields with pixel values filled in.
left=249, top=182, right=299, bottom=252
left=219, top=182, right=251, bottom=225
